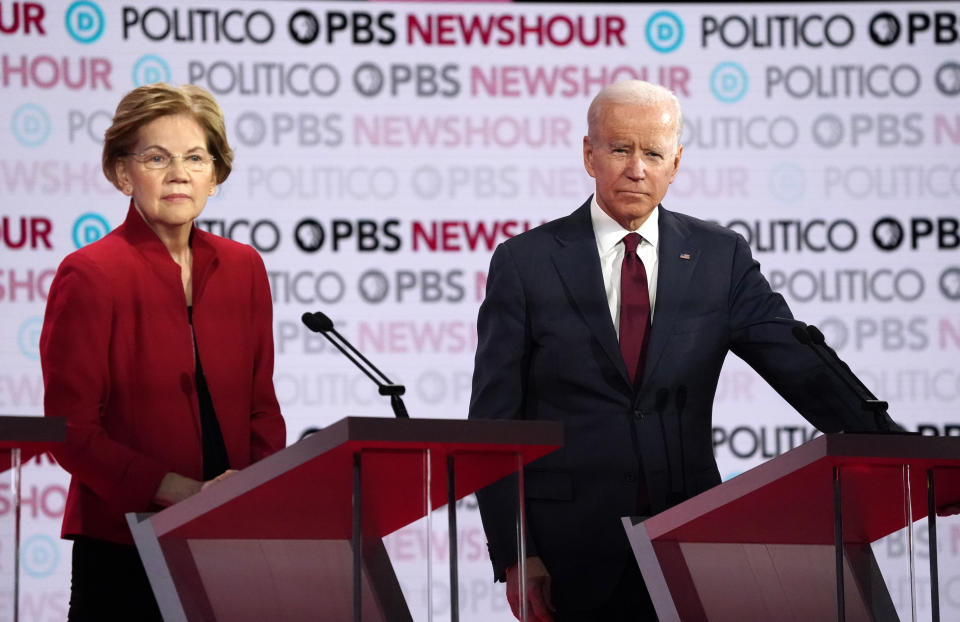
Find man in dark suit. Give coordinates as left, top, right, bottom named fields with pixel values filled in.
left=468, top=80, right=893, bottom=621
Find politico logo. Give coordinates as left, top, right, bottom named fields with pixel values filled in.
left=764, top=64, right=921, bottom=99
left=700, top=13, right=854, bottom=49
left=720, top=218, right=857, bottom=253
left=122, top=6, right=274, bottom=43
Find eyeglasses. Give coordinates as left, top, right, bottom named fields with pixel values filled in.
left=126, top=150, right=216, bottom=172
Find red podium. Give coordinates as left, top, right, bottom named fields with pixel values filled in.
left=128, top=417, right=562, bottom=621
left=0, top=415, right=67, bottom=622
left=623, top=434, right=960, bottom=622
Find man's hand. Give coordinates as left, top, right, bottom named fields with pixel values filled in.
left=937, top=502, right=960, bottom=517
left=505, top=556, right=555, bottom=621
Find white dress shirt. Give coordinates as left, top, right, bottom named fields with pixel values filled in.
left=590, top=196, right=659, bottom=338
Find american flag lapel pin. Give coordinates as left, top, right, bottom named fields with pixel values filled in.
left=680, top=252, right=691, bottom=260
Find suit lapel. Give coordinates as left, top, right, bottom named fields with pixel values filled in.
left=551, top=201, right=631, bottom=387
left=640, top=207, right=697, bottom=388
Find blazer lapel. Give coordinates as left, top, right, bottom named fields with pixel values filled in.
left=551, top=202, right=631, bottom=387
left=640, top=207, right=697, bottom=388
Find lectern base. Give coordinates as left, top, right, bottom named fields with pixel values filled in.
left=130, top=513, right=411, bottom=622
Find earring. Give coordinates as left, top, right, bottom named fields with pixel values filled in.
left=124, top=186, right=132, bottom=194
left=209, top=187, right=216, bottom=196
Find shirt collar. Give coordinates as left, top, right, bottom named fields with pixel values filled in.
left=590, top=195, right=660, bottom=255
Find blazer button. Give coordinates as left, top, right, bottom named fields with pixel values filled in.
left=633, top=408, right=643, bottom=419
left=624, top=472, right=637, bottom=482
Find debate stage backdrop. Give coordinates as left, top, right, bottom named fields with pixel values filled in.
left=2, top=1, right=959, bottom=619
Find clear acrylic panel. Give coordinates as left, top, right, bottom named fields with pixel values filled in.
left=0, top=449, right=20, bottom=622
left=857, top=463, right=960, bottom=622
left=928, top=466, right=960, bottom=621
left=375, top=448, right=526, bottom=621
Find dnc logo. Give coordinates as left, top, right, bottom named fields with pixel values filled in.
left=65, top=1, right=104, bottom=44
left=72, top=212, right=110, bottom=248
left=646, top=11, right=684, bottom=53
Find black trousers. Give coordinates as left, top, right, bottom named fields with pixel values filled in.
left=556, top=559, right=658, bottom=622
left=68, top=537, right=163, bottom=622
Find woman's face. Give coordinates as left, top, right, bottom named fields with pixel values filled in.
left=115, top=114, right=217, bottom=238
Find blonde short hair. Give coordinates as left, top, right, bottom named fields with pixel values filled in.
left=102, top=83, right=233, bottom=188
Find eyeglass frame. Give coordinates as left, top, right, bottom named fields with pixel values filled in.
left=124, top=149, right=217, bottom=171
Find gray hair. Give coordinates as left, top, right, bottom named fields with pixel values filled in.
left=587, top=80, right=683, bottom=147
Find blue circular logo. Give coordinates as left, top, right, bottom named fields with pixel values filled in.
left=768, top=163, right=806, bottom=203
left=133, top=54, right=171, bottom=86
left=710, top=62, right=749, bottom=103
left=65, top=1, right=104, bottom=43
left=646, top=11, right=684, bottom=53
left=11, top=104, right=51, bottom=147
left=72, top=212, right=111, bottom=248
left=21, top=535, right=60, bottom=578
left=17, top=317, right=44, bottom=361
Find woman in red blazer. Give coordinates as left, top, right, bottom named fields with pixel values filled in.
left=40, top=83, right=286, bottom=621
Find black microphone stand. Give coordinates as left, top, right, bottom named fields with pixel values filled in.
left=301, top=311, right=410, bottom=418
left=807, top=325, right=893, bottom=431
left=791, top=323, right=890, bottom=431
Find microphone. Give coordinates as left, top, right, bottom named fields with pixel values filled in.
left=792, top=322, right=890, bottom=431
left=301, top=311, right=409, bottom=418
left=302, top=312, right=333, bottom=333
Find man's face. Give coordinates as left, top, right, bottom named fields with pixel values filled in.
left=583, top=101, right=682, bottom=231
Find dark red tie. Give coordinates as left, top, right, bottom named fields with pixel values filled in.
left=620, top=233, right=650, bottom=386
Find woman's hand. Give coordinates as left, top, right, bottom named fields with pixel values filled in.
left=153, top=472, right=202, bottom=506
left=153, top=469, right=239, bottom=506
left=201, top=469, right=239, bottom=491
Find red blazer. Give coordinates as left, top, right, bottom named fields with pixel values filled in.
left=40, top=203, right=286, bottom=544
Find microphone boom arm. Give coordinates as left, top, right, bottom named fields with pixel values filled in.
left=302, top=312, right=409, bottom=418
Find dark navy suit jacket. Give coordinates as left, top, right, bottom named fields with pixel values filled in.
left=468, top=199, right=887, bottom=611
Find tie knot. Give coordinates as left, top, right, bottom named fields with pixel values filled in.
left=622, top=232, right=642, bottom=254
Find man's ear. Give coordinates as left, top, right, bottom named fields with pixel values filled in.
left=668, top=144, right=683, bottom=183
left=583, top=135, right=597, bottom=179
